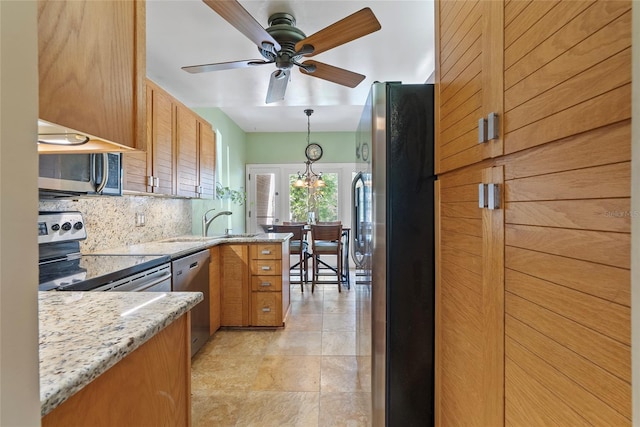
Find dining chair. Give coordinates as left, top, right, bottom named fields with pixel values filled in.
left=310, top=224, right=343, bottom=293
left=271, top=224, right=308, bottom=291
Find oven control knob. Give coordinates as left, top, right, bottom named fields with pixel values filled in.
left=51, top=224, right=60, bottom=231
left=61, top=222, right=72, bottom=231
left=73, top=222, right=84, bottom=230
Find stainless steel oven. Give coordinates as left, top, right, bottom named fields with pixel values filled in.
left=38, top=211, right=170, bottom=292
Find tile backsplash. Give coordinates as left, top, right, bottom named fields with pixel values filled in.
left=39, top=195, right=192, bottom=253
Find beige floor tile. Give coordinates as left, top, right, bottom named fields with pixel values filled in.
left=199, top=329, right=277, bottom=356
left=266, top=331, right=323, bottom=355
left=191, top=390, right=246, bottom=427
left=319, top=392, right=372, bottom=427
left=191, top=355, right=263, bottom=391
left=285, top=313, right=324, bottom=331
left=290, top=299, right=325, bottom=315
left=321, top=356, right=371, bottom=392
left=237, top=391, right=320, bottom=427
left=290, top=284, right=322, bottom=300
left=253, top=355, right=322, bottom=392
left=323, top=299, right=356, bottom=314
left=323, top=288, right=356, bottom=301
left=322, top=332, right=357, bottom=356
left=356, top=330, right=372, bottom=357
left=323, top=313, right=356, bottom=332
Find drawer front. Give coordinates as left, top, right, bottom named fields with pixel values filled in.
left=251, top=292, right=282, bottom=326
left=251, top=275, right=283, bottom=292
left=251, top=244, right=281, bottom=260
left=250, top=259, right=282, bottom=276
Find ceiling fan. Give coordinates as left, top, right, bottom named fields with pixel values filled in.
left=182, top=0, right=382, bottom=104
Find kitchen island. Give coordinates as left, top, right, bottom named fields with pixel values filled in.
left=39, top=291, right=202, bottom=425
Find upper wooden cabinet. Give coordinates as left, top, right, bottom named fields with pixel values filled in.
left=38, top=0, right=146, bottom=150
left=123, top=79, right=216, bottom=198
left=435, top=0, right=503, bottom=173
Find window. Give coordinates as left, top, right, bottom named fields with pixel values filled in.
left=288, top=172, right=339, bottom=223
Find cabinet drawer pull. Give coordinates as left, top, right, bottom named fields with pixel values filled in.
left=261, top=307, right=272, bottom=312
left=261, top=249, right=271, bottom=255
left=260, top=282, right=272, bottom=287
left=261, top=266, right=271, bottom=271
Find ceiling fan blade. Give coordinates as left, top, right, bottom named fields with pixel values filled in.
left=266, top=69, right=290, bottom=104
left=295, top=8, right=381, bottom=57
left=202, top=0, right=281, bottom=52
left=299, top=60, right=365, bottom=88
left=182, top=59, right=270, bottom=74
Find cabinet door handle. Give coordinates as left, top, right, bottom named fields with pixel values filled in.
left=261, top=266, right=271, bottom=271
left=262, top=307, right=272, bottom=312
left=478, top=117, right=487, bottom=143
left=260, top=282, right=272, bottom=287
left=487, top=183, right=500, bottom=210
left=478, top=184, right=487, bottom=208
left=261, top=249, right=271, bottom=255
left=487, top=112, right=499, bottom=141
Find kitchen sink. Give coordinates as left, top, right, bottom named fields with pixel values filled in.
left=160, top=236, right=210, bottom=243
left=221, top=233, right=259, bottom=238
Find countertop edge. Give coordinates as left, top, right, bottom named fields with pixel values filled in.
left=89, top=233, right=293, bottom=259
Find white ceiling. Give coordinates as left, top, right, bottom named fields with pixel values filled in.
left=146, top=0, right=435, bottom=133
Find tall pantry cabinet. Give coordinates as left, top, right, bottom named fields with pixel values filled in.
left=434, top=1, right=632, bottom=426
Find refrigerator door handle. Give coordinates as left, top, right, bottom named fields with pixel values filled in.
left=351, top=171, right=364, bottom=268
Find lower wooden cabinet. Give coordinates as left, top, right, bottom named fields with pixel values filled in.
left=220, top=242, right=290, bottom=327
left=42, top=314, right=191, bottom=427
left=209, top=246, right=221, bottom=334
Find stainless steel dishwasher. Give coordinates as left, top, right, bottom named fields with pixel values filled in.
left=172, top=249, right=210, bottom=357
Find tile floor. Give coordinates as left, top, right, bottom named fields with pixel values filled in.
left=191, top=278, right=372, bottom=427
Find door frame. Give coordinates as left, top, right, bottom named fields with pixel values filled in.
left=246, top=163, right=357, bottom=232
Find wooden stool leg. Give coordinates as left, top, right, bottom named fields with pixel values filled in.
left=311, top=254, right=316, bottom=293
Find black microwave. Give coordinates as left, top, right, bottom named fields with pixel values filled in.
left=39, top=153, right=123, bottom=198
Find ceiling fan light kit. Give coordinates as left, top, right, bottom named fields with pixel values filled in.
left=184, top=0, right=381, bottom=104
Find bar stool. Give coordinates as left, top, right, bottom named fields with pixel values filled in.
left=272, top=224, right=308, bottom=291
left=310, top=224, right=343, bottom=293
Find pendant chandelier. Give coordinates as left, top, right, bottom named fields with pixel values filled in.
left=294, top=109, right=325, bottom=188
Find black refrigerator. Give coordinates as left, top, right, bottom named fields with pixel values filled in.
left=352, top=82, right=435, bottom=426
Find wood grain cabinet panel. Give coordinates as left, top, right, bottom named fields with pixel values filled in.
left=248, top=243, right=290, bottom=327
left=220, top=244, right=250, bottom=327
left=176, top=107, right=199, bottom=198
left=499, top=1, right=632, bottom=425
left=124, top=80, right=217, bottom=197
left=199, top=122, right=216, bottom=199
left=435, top=0, right=503, bottom=174
left=149, top=82, right=176, bottom=195
left=436, top=163, right=503, bottom=427
left=209, top=246, right=221, bottom=334
left=38, top=0, right=145, bottom=150
left=435, top=0, right=632, bottom=423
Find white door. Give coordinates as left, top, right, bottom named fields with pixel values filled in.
left=246, top=168, right=282, bottom=233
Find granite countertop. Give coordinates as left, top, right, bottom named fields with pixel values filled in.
left=39, top=291, right=202, bottom=417
left=90, top=232, right=293, bottom=259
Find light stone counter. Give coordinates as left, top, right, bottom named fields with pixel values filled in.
left=39, top=291, right=202, bottom=416
left=90, top=232, right=293, bottom=259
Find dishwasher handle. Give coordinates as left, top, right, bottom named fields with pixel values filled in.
left=113, top=271, right=172, bottom=292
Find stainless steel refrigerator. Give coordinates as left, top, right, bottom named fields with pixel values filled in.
left=352, top=82, right=435, bottom=426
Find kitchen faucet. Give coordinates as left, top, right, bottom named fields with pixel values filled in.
left=202, top=209, right=232, bottom=237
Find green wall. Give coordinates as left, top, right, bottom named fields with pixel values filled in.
left=246, top=132, right=356, bottom=164
left=188, top=110, right=356, bottom=233
left=191, top=107, right=247, bottom=235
